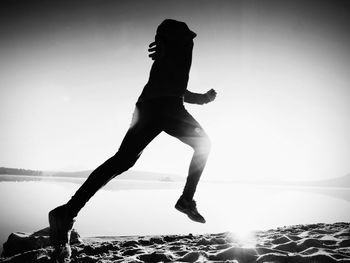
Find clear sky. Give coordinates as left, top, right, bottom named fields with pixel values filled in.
left=1, top=0, right=350, bottom=181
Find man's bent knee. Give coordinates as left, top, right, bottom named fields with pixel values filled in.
left=193, top=135, right=211, bottom=156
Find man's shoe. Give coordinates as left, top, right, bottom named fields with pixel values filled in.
left=51, top=244, right=72, bottom=263
left=175, top=196, right=206, bottom=223
left=49, top=205, right=75, bottom=261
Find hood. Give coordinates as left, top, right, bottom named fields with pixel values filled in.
left=156, top=19, right=197, bottom=41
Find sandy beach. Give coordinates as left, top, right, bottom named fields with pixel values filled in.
left=1, top=222, right=350, bottom=262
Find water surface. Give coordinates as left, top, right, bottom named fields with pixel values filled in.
left=0, top=175, right=349, bottom=254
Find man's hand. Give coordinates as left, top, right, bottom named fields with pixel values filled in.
left=148, top=41, right=165, bottom=60
left=204, top=89, right=217, bottom=103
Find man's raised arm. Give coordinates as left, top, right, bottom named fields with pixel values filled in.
left=184, top=89, right=217, bottom=105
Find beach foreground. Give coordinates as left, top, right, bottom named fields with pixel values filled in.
left=1, top=222, right=350, bottom=262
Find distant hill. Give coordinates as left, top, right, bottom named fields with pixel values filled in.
left=0, top=166, right=184, bottom=182
left=0, top=167, right=42, bottom=176
left=2, top=166, right=349, bottom=187
left=42, top=169, right=184, bottom=182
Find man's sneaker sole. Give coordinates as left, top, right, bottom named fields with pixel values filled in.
left=175, top=204, right=206, bottom=224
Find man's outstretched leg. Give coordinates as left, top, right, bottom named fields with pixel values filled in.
left=49, top=104, right=161, bottom=261
left=48, top=152, right=140, bottom=261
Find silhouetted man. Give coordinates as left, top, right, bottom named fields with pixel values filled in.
left=49, top=19, right=217, bottom=260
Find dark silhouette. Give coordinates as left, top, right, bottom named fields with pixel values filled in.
left=48, top=19, right=217, bottom=260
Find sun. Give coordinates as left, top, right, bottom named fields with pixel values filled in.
left=228, top=227, right=258, bottom=248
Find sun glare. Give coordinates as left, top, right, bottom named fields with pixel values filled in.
left=228, top=227, right=257, bottom=248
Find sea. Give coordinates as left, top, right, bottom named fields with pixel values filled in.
left=0, top=174, right=349, bottom=254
